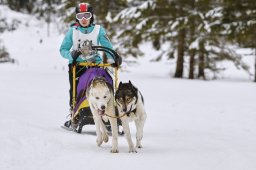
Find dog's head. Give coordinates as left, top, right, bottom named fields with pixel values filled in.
left=88, top=76, right=113, bottom=116
left=115, top=80, right=138, bottom=113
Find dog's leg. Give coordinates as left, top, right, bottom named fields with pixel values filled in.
left=99, top=119, right=109, bottom=143
left=135, top=113, right=146, bottom=148
left=121, top=118, right=137, bottom=153
left=94, top=116, right=104, bottom=146
left=109, top=117, right=119, bottom=153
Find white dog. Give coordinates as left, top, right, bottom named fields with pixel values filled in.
left=86, top=77, right=118, bottom=153
left=115, top=81, right=147, bottom=153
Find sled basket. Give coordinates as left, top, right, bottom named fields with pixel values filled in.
left=69, top=46, right=122, bottom=134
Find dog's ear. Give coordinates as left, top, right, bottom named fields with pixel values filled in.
left=106, top=82, right=114, bottom=93
left=91, top=79, right=96, bottom=88
left=129, top=80, right=138, bottom=96
left=86, top=80, right=93, bottom=97
left=118, top=81, right=123, bottom=87
left=90, top=79, right=96, bottom=88
left=129, top=80, right=133, bottom=86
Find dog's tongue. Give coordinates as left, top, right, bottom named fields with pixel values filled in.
left=98, top=109, right=105, bottom=116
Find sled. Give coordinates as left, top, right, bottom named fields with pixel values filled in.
left=65, top=46, right=123, bottom=134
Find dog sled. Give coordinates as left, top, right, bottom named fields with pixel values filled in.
left=62, top=45, right=123, bottom=134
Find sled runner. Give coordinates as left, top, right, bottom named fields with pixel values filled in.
left=62, top=45, right=123, bottom=134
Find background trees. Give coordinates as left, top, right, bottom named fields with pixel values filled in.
left=0, top=0, right=255, bottom=81
left=221, top=0, right=256, bottom=81
left=112, top=0, right=254, bottom=80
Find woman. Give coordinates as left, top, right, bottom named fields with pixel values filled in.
left=59, top=2, right=117, bottom=128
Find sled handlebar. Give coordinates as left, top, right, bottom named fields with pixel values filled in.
left=92, top=45, right=121, bottom=64
left=76, top=45, right=122, bottom=68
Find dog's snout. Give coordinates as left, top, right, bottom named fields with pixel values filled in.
left=123, top=108, right=127, bottom=112
left=101, top=105, right=106, bottom=110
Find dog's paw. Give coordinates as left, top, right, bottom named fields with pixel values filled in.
left=110, top=147, right=119, bottom=153
left=97, top=138, right=103, bottom=146
left=129, top=147, right=137, bottom=153
left=102, top=133, right=109, bottom=143
left=136, top=143, right=143, bottom=149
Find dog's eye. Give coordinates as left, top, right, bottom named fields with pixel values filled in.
left=104, top=96, right=107, bottom=99
left=126, top=98, right=131, bottom=102
left=96, top=97, right=99, bottom=100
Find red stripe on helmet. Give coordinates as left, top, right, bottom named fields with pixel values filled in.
left=79, top=3, right=87, bottom=12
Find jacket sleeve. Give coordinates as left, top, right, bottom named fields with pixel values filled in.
left=59, top=27, right=73, bottom=61
left=98, top=26, right=115, bottom=62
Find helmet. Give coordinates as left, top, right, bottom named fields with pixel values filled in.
left=75, top=3, right=94, bottom=25
left=75, top=3, right=93, bottom=13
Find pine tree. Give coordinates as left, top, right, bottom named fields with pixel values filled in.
left=6, top=0, right=34, bottom=13
left=113, top=0, right=251, bottom=80
left=222, top=0, right=256, bottom=81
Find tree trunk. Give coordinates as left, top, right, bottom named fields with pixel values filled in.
left=174, top=28, right=185, bottom=78
left=189, top=49, right=195, bottom=79
left=188, top=13, right=195, bottom=79
left=198, top=40, right=205, bottom=79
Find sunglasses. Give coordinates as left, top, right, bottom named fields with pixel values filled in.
left=76, top=12, right=92, bottom=20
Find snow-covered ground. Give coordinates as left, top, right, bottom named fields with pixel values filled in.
left=1, top=6, right=256, bottom=170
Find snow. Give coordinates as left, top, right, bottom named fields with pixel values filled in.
left=136, top=19, right=147, bottom=30
left=1, top=6, right=256, bottom=170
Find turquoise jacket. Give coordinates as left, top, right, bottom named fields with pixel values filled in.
left=59, top=24, right=114, bottom=64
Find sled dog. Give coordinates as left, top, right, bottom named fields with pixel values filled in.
left=115, top=81, right=147, bottom=153
left=86, top=76, right=118, bottom=153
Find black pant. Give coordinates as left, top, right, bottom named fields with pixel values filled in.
left=68, top=64, right=87, bottom=109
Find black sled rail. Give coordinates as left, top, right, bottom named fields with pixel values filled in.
left=91, top=46, right=121, bottom=67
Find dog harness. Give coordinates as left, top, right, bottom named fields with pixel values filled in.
left=126, top=105, right=137, bottom=117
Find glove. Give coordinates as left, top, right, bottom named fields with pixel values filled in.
left=71, top=50, right=81, bottom=65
